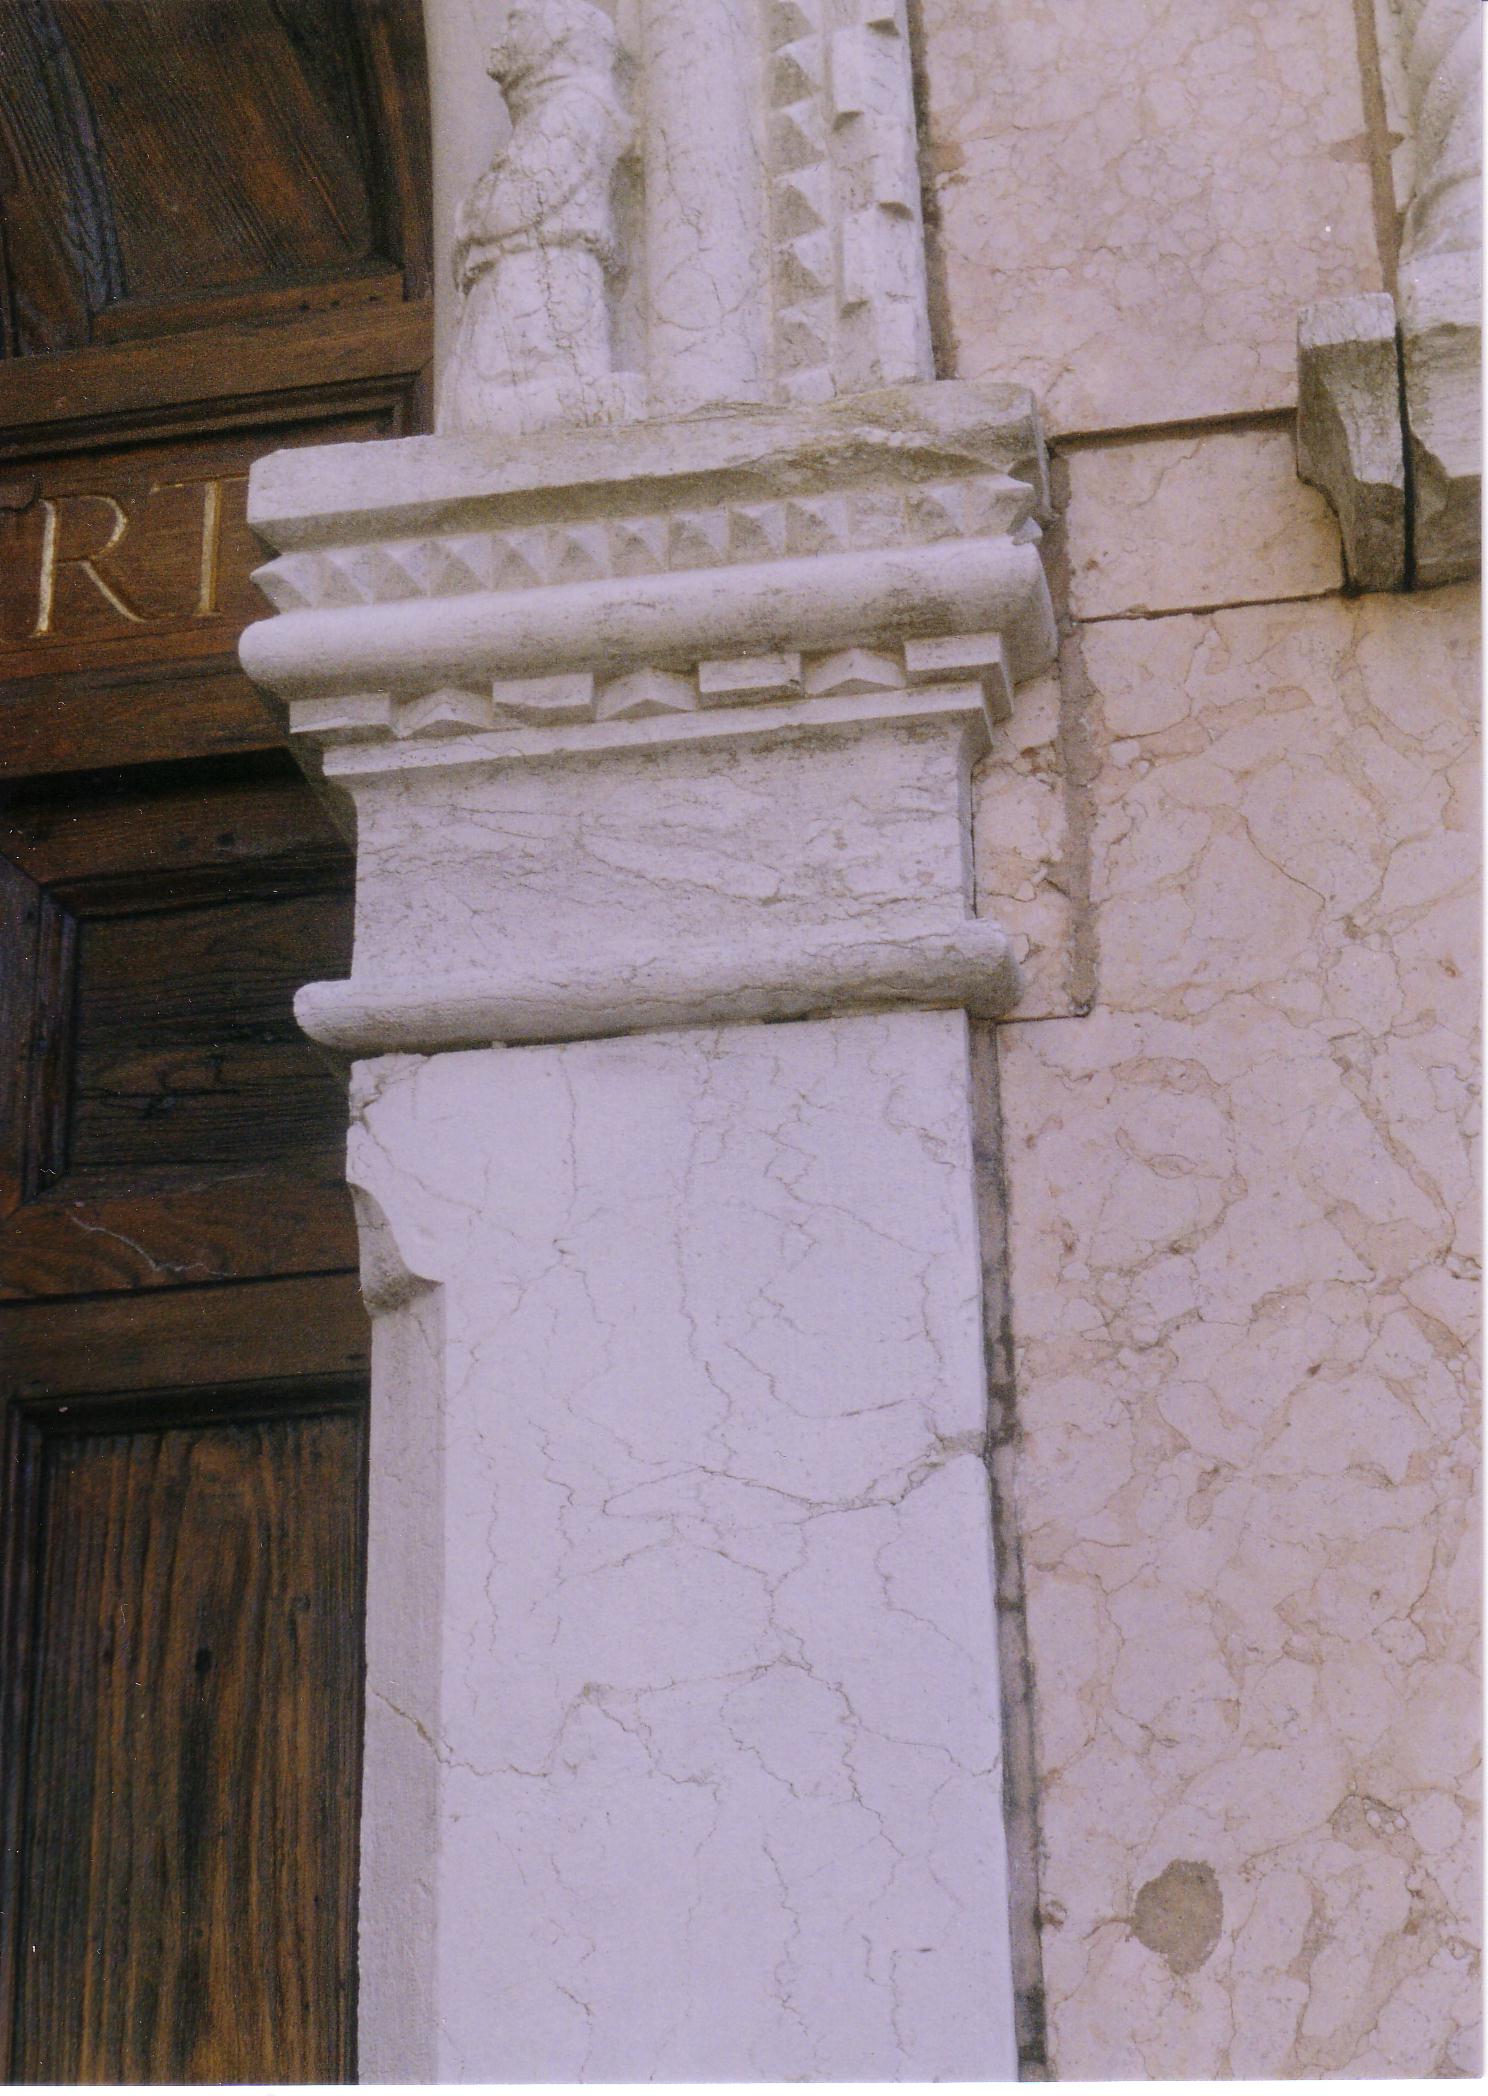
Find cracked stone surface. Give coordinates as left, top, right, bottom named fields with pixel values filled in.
left=1065, top=428, right=1344, bottom=622
left=349, top=1009, right=1017, bottom=2082
left=345, top=721, right=981, bottom=988
left=917, top=0, right=1383, bottom=435
left=998, top=583, right=1481, bottom=2077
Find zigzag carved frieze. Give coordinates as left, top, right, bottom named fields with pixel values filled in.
left=288, top=632, right=1017, bottom=757
left=253, top=472, right=1036, bottom=615
left=768, top=0, right=930, bottom=403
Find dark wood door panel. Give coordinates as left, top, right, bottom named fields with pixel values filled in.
left=3, top=1383, right=367, bottom=2084
left=55, top=0, right=383, bottom=304
left=1, top=2, right=432, bottom=2075
left=0, top=750, right=358, bottom=1298
left=0, top=855, right=73, bottom=1214
left=0, top=300, right=432, bottom=462
left=1, top=753, right=352, bottom=898
left=1, top=0, right=431, bottom=359
left=0, top=662, right=292, bottom=780
left=70, top=888, right=356, bottom=1169
left=0, top=1275, right=371, bottom=1401
left=0, top=1160, right=359, bottom=1300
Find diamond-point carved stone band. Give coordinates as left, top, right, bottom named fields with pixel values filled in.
left=239, top=534, right=1056, bottom=702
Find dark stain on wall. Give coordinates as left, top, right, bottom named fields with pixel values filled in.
left=1131, top=1860, right=1224, bottom=1977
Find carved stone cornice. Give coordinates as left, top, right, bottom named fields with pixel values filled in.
left=243, top=381, right=1053, bottom=722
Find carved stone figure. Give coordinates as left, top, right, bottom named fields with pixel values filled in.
left=1395, top=0, right=1481, bottom=267
left=439, top=0, right=638, bottom=436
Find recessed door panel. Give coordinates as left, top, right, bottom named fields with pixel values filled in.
left=8, top=1391, right=366, bottom=2085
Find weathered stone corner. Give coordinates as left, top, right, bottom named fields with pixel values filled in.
left=1297, top=283, right=1481, bottom=591
left=1296, top=294, right=1407, bottom=592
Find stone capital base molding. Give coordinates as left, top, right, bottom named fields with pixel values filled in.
left=242, top=378, right=1054, bottom=2082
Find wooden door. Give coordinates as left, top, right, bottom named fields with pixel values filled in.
left=0, top=3, right=432, bottom=2078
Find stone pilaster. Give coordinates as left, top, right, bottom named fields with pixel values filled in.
left=241, top=382, right=1054, bottom=2078
left=245, top=0, right=1059, bottom=2071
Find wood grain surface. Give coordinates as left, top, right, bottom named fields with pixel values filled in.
left=1, top=5, right=433, bottom=2076
left=8, top=1393, right=367, bottom=2083
left=70, top=886, right=355, bottom=1169
left=1, top=0, right=431, bottom=358
left=0, top=1277, right=372, bottom=1402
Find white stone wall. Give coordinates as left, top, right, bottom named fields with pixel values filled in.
left=930, top=0, right=1480, bottom=2071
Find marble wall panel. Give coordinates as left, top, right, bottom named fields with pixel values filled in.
left=1065, top=430, right=1345, bottom=620
left=917, top=0, right=1384, bottom=434
left=998, top=585, right=1481, bottom=2076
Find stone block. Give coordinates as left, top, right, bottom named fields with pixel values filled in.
left=1066, top=428, right=1343, bottom=621
left=697, top=651, right=804, bottom=703
left=917, top=0, right=1383, bottom=434
left=1296, top=293, right=1407, bottom=592
left=353, top=1012, right=1020, bottom=2080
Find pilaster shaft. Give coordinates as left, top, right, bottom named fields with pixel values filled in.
left=353, top=1010, right=1016, bottom=2080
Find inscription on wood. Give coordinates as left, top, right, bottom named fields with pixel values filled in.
left=0, top=409, right=395, bottom=780
left=0, top=438, right=267, bottom=677
left=28, top=477, right=247, bottom=634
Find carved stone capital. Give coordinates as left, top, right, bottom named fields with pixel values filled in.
left=241, top=381, right=1054, bottom=1056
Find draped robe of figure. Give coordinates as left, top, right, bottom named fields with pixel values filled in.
left=1395, top=0, right=1481, bottom=271
left=440, top=0, right=632, bottom=436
